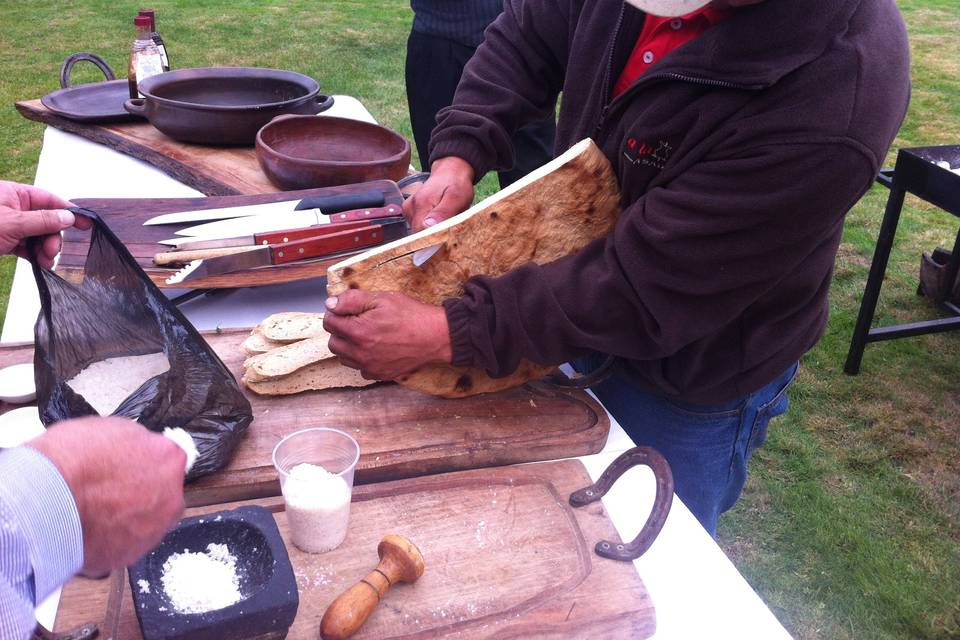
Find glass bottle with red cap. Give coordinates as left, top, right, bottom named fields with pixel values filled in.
left=128, top=14, right=164, bottom=99
left=138, top=8, right=170, bottom=72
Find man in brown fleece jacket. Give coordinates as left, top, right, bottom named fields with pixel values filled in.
left=324, top=0, right=911, bottom=534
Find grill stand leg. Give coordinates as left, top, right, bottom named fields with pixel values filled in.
left=844, top=185, right=906, bottom=374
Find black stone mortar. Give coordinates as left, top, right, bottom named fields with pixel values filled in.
left=129, top=505, right=299, bottom=640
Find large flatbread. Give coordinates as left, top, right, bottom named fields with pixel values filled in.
left=243, top=335, right=336, bottom=382
left=327, top=139, right=620, bottom=397
left=243, top=358, right=376, bottom=395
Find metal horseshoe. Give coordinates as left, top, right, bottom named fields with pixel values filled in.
left=570, top=446, right=674, bottom=561
left=32, top=623, right=99, bottom=640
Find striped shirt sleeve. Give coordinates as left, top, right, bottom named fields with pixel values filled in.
left=0, top=446, right=83, bottom=640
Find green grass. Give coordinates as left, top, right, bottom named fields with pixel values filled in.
left=1, top=2, right=959, bottom=638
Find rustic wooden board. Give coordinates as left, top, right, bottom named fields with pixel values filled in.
left=0, top=331, right=609, bottom=507
left=55, top=184, right=403, bottom=289
left=54, top=460, right=656, bottom=639
left=16, top=98, right=278, bottom=196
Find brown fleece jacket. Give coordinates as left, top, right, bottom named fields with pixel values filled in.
left=433, top=0, right=911, bottom=403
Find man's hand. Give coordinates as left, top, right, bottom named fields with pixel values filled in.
left=323, top=290, right=453, bottom=379
left=402, top=156, right=475, bottom=231
left=0, top=180, right=90, bottom=269
left=28, top=417, right=186, bottom=575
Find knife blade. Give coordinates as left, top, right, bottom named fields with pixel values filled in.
left=161, top=216, right=407, bottom=250
left=143, top=189, right=386, bottom=226
left=171, top=204, right=404, bottom=239
left=412, top=243, right=444, bottom=267
left=165, top=220, right=408, bottom=284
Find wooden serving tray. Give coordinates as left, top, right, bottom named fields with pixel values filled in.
left=53, top=460, right=656, bottom=639
left=17, top=98, right=277, bottom=196
left=0, top=331, right=610, bottom=508
left=56, top=184, right=403, bottom=289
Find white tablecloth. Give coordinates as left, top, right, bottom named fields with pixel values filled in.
left=1, top=96, right=791, bottom=639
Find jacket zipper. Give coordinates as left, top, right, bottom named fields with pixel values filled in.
left=594, top=71, right=758, bottom=142
left=594, top=5, right=626, bottom=138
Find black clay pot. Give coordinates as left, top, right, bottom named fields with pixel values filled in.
left=124, top=67, right=334, bottom=146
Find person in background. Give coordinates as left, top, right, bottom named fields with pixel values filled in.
left=0, top=181, right=186, bottom=640
left=324, top=0, right=911, bottom=536
left=406, top=0, right=556, bottom=191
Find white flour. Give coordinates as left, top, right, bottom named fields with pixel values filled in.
left=66, top=352, right=170, bottom=415
left=160, top=543, right=243, bottom=614
left=282, top=463, right=351, bottom=553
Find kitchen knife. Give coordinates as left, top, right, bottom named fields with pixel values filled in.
left=170, top=204, right=404, bottom=239
left=165, top=220, right=408, bottom=285
left=159, top=214, right=405, bottom=250
left=142, top=189, right=386, bottom=226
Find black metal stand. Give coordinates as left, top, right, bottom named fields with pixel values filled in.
left=845, top=146, right=960, bottom=374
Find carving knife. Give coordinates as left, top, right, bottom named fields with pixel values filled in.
left=158, top=204, right=404, bottom=246
left=164, top=216, right=406, bottom=251
left=165, top=220, right=408, bottom=284
left=168, top=204, right=404, bottom=240
left=142, top=189, right=386, bottom=226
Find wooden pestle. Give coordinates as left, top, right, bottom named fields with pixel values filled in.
left=319, top=534, right=425, bottom=640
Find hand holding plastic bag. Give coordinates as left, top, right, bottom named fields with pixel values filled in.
left=31, top=209, right=252, bottom=481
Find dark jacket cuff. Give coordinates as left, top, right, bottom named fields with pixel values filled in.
left=443, top=297, right=476, bottom=367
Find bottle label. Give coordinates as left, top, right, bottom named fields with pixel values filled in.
left=157, top=43, right=170, bottom=71
left=135, top=55, right=164, bottom=97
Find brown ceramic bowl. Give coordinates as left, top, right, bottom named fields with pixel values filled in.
left=255, top=114, right=411, bottom=189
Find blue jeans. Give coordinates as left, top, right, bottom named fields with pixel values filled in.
left=575, top=357, right=799, bottom=537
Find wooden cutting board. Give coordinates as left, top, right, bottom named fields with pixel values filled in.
left=54, top=184, right=403, bottom=289
left=17, top=98, right=277, bottom=196
left=53, top=460, right=656, bottom=639
left=0, top=331, right=609, bottom=507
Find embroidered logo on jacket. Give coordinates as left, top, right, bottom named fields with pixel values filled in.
left=623, top=138, right=673, bottom=170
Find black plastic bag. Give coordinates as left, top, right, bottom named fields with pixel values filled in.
left=31, top=209, right=252, bottom=481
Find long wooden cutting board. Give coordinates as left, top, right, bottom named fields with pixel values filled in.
left=16, top=99, right=277, bottom=196
left=0, top=331, right=609, bottom=507
left=54, top=185, right=403, bottom=289
left=53, top=460, right=655, bottom=639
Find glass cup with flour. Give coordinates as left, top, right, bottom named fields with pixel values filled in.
left=272, top=428, right=359, bottom=553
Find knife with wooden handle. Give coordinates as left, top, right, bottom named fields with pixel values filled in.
left=170, top=204, right=405, bottom=240
left=154, top=246, right=262, bottom=266
left=162, top=214, right=405, bottom=250
left=165, top=220, right=408, bottom=285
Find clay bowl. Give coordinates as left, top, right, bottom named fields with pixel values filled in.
left=256, top=114, right=411, bottom=189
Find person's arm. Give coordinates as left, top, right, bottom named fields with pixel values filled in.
left=404, top=0, right=573, bottom=231
left=0, top=418, right=186, bottom=640
left=429, top=0, right=571, bottom=178
left=443, top=141, right=878, bottom=376
left=0, top=447, right=83, bottom=640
